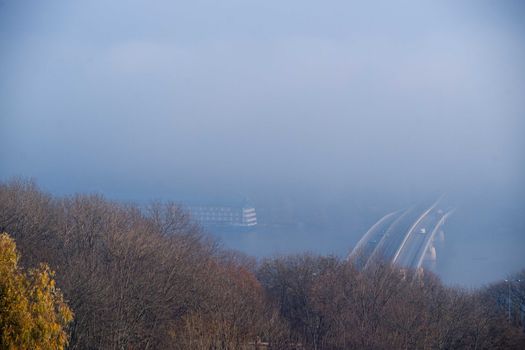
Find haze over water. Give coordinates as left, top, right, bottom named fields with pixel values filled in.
left=1, top=0, right=524, bottom=286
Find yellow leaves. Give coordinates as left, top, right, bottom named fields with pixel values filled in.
left=0, top=233, right=19, bottom=271
left=0, top=233, right=73, bottom=350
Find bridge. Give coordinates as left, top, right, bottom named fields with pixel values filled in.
left=348, top=198, right=453, bottom=271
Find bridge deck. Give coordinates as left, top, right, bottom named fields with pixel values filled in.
left=349, top=199, right=451, bottom=270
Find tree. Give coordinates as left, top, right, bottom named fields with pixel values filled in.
left=0, top=232, right=73, bottom=350
left=257, top=254, right=339, bottom=349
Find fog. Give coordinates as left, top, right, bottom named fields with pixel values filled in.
left=1, top=0, right=524, bottom=286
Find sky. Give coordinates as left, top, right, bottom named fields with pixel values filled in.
left=1, top=0, right=524, bottom=285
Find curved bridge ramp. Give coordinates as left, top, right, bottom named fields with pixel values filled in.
left=348, top=199, right=453, bottom=271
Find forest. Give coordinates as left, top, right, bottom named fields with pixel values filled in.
left=1, top=179, right=524, bottom=349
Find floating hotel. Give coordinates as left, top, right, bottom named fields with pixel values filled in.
left=187, top=204, right=257, bottom=228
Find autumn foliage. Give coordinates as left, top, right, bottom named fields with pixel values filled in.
left=0, top=233, right=73, bottom=350
left=0, top=179, right=524, bottom=349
